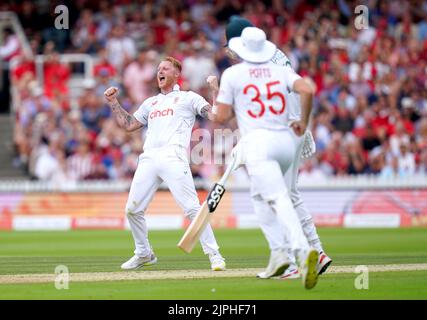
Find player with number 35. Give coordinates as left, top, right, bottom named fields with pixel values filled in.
left=210, top=26, right=321, bottom=289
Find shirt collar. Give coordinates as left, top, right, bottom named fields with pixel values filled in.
left=159, top=84, right=180, bottom=97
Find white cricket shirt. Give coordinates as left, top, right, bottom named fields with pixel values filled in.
left=133, top=84, right=209, bottom=150
left=216, top=61, right=301, bottom=136
left=270, top=48, right=301, bottom=121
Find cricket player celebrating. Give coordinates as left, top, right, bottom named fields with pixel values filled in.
left=222, top=17, right=332, bottom=279
left=211, top=26, right=320, bottom=289
left=104, top=57, right=226, bottom=271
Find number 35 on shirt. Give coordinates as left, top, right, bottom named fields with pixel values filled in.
left=243, top=81, right=286, bottom=119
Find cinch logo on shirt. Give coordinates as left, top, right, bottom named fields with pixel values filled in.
left=150, top=108, right=174, bottom=119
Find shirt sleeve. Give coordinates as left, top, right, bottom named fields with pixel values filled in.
left=216, top=68, right=234, bottom=105
left=189, top=91, right=210, bottom=116
left=271, top=48, right=292, bottom=69
left=282, top=66, right=302, bottom=92
left=133, top=98, right=151, bottom=125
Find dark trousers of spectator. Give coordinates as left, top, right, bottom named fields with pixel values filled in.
left=0, top=68, right=11, bottom=114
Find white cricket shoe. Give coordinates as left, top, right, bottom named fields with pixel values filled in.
left=280, top=266, right=300, bottom=280
left=121, top=253, right=157, bottom=270
left=317, top=252, right=332, bottom=275
left=300, top=249, right=319, bottom=289
left=209, top=252, right=226, bottom=271
left=257, top=249, right=290, bottom=279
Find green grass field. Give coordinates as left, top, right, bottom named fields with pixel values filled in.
left=1, top=228, right=427, bottom=299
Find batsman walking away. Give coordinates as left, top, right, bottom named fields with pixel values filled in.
left=221, top=17, right=333, bottom=281
left=211, top=26, right=323, bottom=289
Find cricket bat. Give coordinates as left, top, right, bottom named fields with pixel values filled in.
left=178, top=144, right=242, bottom=253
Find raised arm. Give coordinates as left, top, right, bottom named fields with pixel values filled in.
left=198, top=76, right=219, bottom=121
left=104, top=87, right=143, bottom=132
left=204, top=75, right=233, bottom=124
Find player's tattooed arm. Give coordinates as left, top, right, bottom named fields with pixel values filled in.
left=109, top=100, right=143, bottom=132
left=200, top=104, right=216, bottom=121
left=104, top=87, right=143, bottom=132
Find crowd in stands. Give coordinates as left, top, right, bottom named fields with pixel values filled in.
left=1, top=0, right=427, bottom=183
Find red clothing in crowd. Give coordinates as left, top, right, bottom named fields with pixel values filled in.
left=94, top=62, right=116, bottom=77
left=43, top=62, right=70, bottom=98
left=12, top=60, right=35, bottom=81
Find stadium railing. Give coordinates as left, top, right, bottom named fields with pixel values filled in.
left=0, top=175, right=426, bottom=192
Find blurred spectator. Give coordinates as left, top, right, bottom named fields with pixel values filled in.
left=332, top=107, right=354, bottom=133
left=94, top=1, right=115, bottom=47
left=67, top=141, right=95, bottom=181
left=126, top=10, right=150, bottom=50
left=34, top=133, right=68, bottom=184
left=6, top=0, right=427, bottom=182
left=79, top=89, right=109, bottom=134
left=361, top=124, right=381, bottom=151
left=94, top=47, right=116, bottom=78
left=182, top=41, right=218, bottom=91
left=11, top=54, right=35, bottom=84
left=366, top=147, right=386, bottom=175
left=106, top=24, right=136, bottom=73
left=72, top=9, right=99, bottom=54
left=190, top=0, right=213, bottom=23
left=18, top=1, right=42, bottom=36
left=380, top=156, right=402, bottom=179
left=123, top=50, right=157, bottom=104
left=299, top=158, right=328, bottom=184
left=43, top=51, right=70, bottom=98
left=397, top=142, right=416, bottom=176
left=390, top=121, right=411, bottom=156
left=200, top=15, right=224, bottom=47
left=0, top=26, right=20, bottom=62
left=346, top=138, right=367, bottom=175
left=150, top=9, right=172, bottom=49
left=0, top=27, right=20, bottom=113
left=418, top=149, right=427, bottom=174
left=214, top=0, right=242, bottom=22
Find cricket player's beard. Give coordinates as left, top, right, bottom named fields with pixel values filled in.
left=158, top=76, right=177, bottom=94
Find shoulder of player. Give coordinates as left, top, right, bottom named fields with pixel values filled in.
left=271, top=48, right=292, bottom=68
left=222, top=63, right=244, bottom=78
left=180, top=90, right=199, bottom=97
left=180, top=90, right=206, bottom=103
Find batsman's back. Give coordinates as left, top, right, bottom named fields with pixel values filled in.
left=218, top=61, right=301, bottom=137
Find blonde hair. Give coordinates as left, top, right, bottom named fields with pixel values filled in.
left=163, top=56, right=182, bottom=72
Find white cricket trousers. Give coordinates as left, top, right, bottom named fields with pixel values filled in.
left=125, top=145, right=220, bottom=257
left=283, top=131, right=323, bottom=253
left=250, top=130, right=324, bottom=259
left=240, top=129, right=309, bottom=254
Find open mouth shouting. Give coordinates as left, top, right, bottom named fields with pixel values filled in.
left=158, top=74, right=166, bottom=86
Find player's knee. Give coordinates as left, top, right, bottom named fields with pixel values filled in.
left=251, top=195, right=275, bottom=224
left=125, top=201, right=144, bottom=217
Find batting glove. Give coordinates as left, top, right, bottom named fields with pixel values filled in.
left=301, top=130, right=316, bottom=159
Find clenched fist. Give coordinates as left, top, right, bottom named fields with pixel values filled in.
left=104, top=87, right=119, bottom=102
left=206, top=76, right=219, bottom=91
left=290, top=120, right=307, bottom=137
